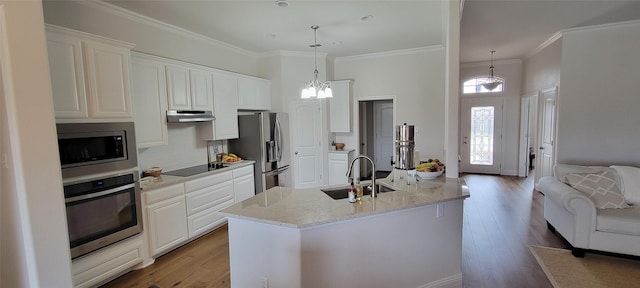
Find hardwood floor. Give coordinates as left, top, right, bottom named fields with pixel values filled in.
left=103, top=172, right=568, bottom=288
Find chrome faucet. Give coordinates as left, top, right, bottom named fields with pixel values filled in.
left=346, top=155, right=377, bottom=198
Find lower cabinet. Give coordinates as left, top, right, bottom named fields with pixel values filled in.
left=185, top=171, right=235, bottom=239
left=328, top=150, right=355, bottom=185
left=71, top=235, right=143, bottom=288
left=145, top=183, right=188, bottom=257
left=233, top=165, right=255, bottom=202
left=142, top=164, right=255, bottom=260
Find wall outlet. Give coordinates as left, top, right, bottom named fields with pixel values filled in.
left=260, top=277, right=269, bottom=288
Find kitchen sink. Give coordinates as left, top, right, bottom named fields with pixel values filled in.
left=321, top=184, right=396, bottom=200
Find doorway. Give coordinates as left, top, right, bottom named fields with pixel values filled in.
left=358, top=99, right=394, bottom=180
left=460, top=97, right=503, bottom=174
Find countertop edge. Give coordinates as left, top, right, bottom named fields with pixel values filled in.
left=140, top=160, right=256, bottom=191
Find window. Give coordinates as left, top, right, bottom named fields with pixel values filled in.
left=463, top=77, right=504, bottom=94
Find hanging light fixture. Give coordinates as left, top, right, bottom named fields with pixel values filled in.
left=481, top=50, right=502, bottom=91
left=301, top=25, right=332, bottom=99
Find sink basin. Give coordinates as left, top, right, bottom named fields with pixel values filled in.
left=321, top=184, right=395, bottom=200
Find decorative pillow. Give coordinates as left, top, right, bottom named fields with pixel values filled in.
left=561, top=170, right=631, bottom=209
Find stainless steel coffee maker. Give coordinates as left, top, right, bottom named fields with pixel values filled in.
left=394, top=123, right=415, bottom=184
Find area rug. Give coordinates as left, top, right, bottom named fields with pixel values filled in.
left=529, top=245, right=640, bottom=288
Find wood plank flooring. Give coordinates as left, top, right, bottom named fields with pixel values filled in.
left=103, top=172, right=568, bottom=288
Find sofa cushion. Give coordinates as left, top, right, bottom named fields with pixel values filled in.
left=561, top=170, right=631, bottom=209
left=596, top=207, right=640, bottom=236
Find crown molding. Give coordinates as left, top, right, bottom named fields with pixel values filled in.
left=525, top=32, right=562, bottom=60
left=257, top=50, right=327, bottom=59
left=80, top=0, right=257, bottom=58
left=562, top=18, right=640, bottom=35
left=460, top=58, right=522, bottom=68
left=335, top=45, right=445, bottom=62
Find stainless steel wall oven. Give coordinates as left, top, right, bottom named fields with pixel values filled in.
left=56, top=122, right=142, bottom=258
left=64, top=172, right=142, bottom=259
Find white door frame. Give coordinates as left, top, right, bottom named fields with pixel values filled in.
left=354, top=95, right=396, bottom=180
left=518, top=91, right=540, bottom=177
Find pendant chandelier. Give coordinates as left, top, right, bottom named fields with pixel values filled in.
left=301, top=25, right=332, bottom=99
left=481, top=50, right=502, bottom=91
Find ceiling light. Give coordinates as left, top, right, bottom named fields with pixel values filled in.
left=275, top=0, right=289, bottom=8
left=301, top=25, right=332, bottom=99
left=481, top=50, right=502, bottom=91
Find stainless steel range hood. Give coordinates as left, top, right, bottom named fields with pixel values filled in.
left=166, top=110, right=215, bottom=123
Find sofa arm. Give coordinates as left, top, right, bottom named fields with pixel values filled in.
left=538, top=176, right=597, bottom=247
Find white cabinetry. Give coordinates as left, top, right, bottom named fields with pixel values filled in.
left=328, top=149, right=355, bottom=185
left=238, top=76, right=271, bottom=110
left=131, top=54, right=168, bottom=148
left=329, top=80, right=352, bottom=133
left=46, top=25, right=134, bottom=122
left=185, top=171, right=234, bottom=239
left=71, top=235, right=143, bottom=288
left=233, top=165, right=255, bottom=202
left=199, top=72, right=239, bottom=140
left=145, top=183, right=188, bottom=257
left=166, top=64, right=213, bottom=111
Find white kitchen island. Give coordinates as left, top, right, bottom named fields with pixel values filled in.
left=220, top=174, right=470, bottom=288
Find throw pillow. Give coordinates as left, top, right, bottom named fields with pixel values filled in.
left=561, top=170, right=631, bottom=209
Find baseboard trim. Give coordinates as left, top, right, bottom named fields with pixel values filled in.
left=417, top=273, right=463, bottom=288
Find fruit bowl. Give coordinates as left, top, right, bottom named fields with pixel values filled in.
left=416, top=170, right=443, bottom=179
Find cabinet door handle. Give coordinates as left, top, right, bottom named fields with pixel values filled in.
left=295, top=151, right=298, bottom=155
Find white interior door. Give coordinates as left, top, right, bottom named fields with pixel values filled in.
left=290, top=100, right=323, bottom=189
left=536, top=87, right=558, bottom=185
left=460, top=97, right=503, bottom=174
left=374, top=101, right=394, bottom=171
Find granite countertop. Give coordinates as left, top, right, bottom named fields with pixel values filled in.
left=220, top=173, right=470, bottom=229
left=139, top=160, right=255, bottom=191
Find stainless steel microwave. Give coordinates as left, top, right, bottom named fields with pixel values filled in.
left=57, top=122, right=138, bottom=179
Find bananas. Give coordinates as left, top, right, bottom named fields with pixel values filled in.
left=223, top=153, right=242, bottom=163
left=417, top=159, right=444, bottom=172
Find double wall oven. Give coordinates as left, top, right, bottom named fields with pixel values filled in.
left=57, top=122, right=142, bottom=259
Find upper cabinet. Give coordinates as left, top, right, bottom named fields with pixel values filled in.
left=131, top=54, right=168, bottom=148
left=45, top=25, right=135, bottom=122
left=329, top=80, right=352, bottom=133
left=199, top=72, right=239, bottom=140
left=238, top=76, right=271, bottom=111
left=166, top=65, right=213, bottom=111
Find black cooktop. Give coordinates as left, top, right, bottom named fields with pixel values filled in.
left=163, top=163, right=227, bottom=177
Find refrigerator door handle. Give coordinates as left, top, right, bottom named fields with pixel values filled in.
left=275, top=117, right=283, bottom=162
left=264, top=166, right=289, bottom=177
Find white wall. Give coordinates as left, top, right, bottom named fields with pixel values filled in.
left=460, top=59, right=523, bottom=175
left=0, top=1, right=73, bottom=287
left=556, top=20, right=640, bottom=166
left=334, top=47, right=446, bottom=163
left=523, top=38, right=562, bottom=95
left=42, top=0, right=257, bottom=76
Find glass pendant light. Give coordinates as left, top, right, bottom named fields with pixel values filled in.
left=481, top=50, right=502, bottom=91
left=301, top=25, right=332, bottom=99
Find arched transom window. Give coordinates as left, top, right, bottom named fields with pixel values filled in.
left=463, top=76, right=505, bottom=94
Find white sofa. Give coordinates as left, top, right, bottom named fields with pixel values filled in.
left=538, top=164, right=640, bottom=257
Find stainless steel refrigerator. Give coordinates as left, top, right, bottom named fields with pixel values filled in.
left=229, top=112, right=290, bottom=194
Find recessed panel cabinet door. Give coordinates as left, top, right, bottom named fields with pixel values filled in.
left=146, top=196, right=188, bottom=256
left=166, top=65, right=191, bottom=110
left=83, top=40, right=133, bottom=118
left=46, top=32, right=88, bottom=119
left=132, top=56, right=168, bottom=148
left=189, top=68, right=214, bottom=111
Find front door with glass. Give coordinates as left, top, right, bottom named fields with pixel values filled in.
left=460, top=97, right=503, bottom=174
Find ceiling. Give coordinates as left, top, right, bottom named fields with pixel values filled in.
left=104, top=0, right=640, bottom=63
